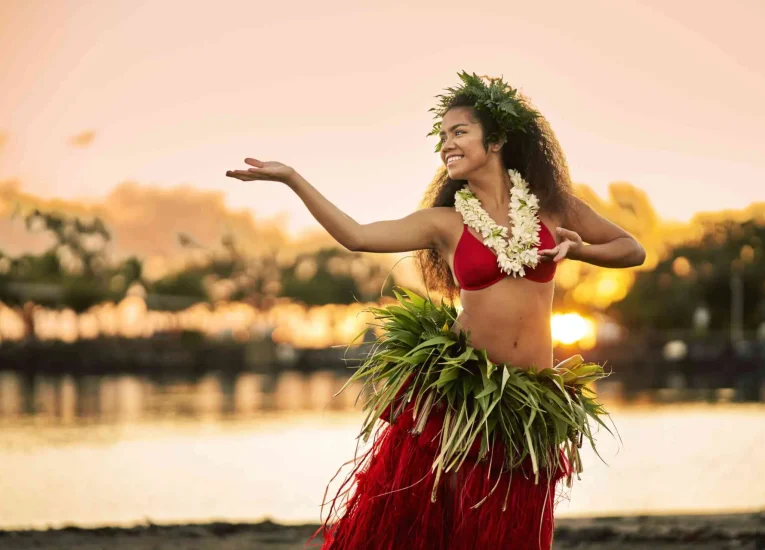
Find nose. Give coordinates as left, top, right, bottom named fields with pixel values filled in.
left=441, top=135, right=456, bottom=155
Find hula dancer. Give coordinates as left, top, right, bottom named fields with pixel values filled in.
left=226, top=71, right=646, bottom=550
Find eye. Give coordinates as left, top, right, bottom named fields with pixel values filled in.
left=455, top=130, right=465, bottom=135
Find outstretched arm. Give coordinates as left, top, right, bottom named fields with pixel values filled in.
left=538, top=195, right=646, bottom=268
left=227, top=158, right=445, bottom=253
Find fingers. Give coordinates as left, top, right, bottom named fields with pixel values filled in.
left=553, top=242, right=570, bottom=262
left=539, top=244, right=569, bottom=263
left=227, top=157, right=268, bottom=181
left=537, top=246, right=559, bottom=262
left=226, top=170, right=258, bottom=181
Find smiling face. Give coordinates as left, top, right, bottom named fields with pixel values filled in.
left=439, top=106, right=494, bottom=180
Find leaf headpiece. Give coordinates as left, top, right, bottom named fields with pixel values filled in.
left=428, top=71, right=540, bottom=152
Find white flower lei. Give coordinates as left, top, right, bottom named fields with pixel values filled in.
left=454, top=169, right=542, bottom=278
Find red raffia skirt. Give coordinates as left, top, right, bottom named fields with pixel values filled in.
left=309, top=395, right=571, bottom=550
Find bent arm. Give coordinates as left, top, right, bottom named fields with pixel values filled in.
left=288, top=172, right=442, bottom=253
left=564, top=195, right=646, bottom=268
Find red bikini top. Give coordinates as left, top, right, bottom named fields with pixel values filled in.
left=453, top=222, right=557, bottom=290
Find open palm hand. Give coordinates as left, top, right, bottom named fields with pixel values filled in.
left=226, top=158, right=296, bottom=185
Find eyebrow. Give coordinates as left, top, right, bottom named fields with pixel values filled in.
left=438, top=123, right=469, bottom=137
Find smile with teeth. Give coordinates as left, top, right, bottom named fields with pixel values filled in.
left=446, top=155, right=463, bottom=166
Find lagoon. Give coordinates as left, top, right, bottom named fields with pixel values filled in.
left=0, top=370, right=763, bottom=530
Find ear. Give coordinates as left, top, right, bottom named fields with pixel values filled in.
left=489, top=136, right=506, bottom=153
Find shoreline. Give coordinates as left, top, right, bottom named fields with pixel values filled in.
left=0, top=512, right=762, bottom=549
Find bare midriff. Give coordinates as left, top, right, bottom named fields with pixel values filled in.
left=448, top=276, right=555, bottom=372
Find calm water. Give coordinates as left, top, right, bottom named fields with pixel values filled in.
left=0, top=370, right=764, bottom=530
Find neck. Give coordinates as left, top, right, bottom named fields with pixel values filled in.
left=466, top=162, right=512, bottom=210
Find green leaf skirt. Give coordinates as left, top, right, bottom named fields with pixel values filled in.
left=312, top=287, right=618, bottom=548
left=339, top=286, right=616, bottom=497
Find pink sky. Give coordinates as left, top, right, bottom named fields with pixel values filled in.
left=1, top=0, right=763, bottom=236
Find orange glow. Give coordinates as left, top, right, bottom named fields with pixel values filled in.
left=672, top=257, right=692, bottom=277
left=0, top=297, right=389, bottom=349
left=551, top=313, right=596, bottom=349
left=0, top=304, right=25, bottom=342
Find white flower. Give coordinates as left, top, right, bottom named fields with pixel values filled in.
left=454, top=170, right=542, bottom=278
left=520, top=248, right=539, bottom=265
left=480, top=235, right=497, bottom=249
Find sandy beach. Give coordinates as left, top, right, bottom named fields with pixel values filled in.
left=0, top=512, right=762, bottom=550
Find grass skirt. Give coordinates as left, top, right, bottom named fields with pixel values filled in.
left=313, top=398, right=569, bottom=549
left=309, top=288, right=613, bottom=550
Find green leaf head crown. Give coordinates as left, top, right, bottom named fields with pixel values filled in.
left=427, top=71, right=541, bottom=153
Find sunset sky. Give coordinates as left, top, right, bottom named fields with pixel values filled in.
left=1, top=0, right=762, bottom=236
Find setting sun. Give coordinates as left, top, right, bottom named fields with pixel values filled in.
left=551, top=312, right=596, bottom=348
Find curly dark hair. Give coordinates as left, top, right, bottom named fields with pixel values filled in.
left=415, top=92, right=574, bottom=299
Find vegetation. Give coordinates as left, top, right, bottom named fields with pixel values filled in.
left=609, top=220, right=765, bottom=331
left=0, top=209, right=398, bottom=311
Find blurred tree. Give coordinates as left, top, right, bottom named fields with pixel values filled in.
left=1, top=208, right=396, bottom=310
left=24, top=209, right=111, bottom=277
left=152, top=270, right=208, bottom=299
left=62, top=277, right=109, bottom=313
left=0, top=210, right=145, bottom=310
left=15, top=251, right=62, bottom=281
left=609, top=220, right=765, bottom=331
left=278, top=248, right=396, bottom=306
left=120, top=256, right=143, bottom=285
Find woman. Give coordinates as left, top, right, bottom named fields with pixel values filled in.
left=227, top=72, right=645, bottom=550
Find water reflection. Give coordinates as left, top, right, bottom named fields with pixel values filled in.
left=0, top=369, right=764, bottom=530
left=0, top=369, right=363, bottom=423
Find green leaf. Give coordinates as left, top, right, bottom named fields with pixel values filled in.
left=405, top=335, right=455, bottom=356
left=475, top=379, right=498, bottom=399
left=436, top=365, right=461, bottom=388
left=397, top=286, right=426, bottom=308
